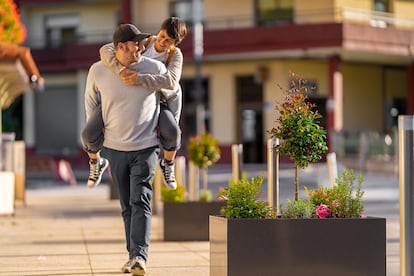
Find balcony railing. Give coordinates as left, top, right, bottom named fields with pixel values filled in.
left=24, top=6, right=414, bottom=50
left=25, top=30, right=112, bottom=49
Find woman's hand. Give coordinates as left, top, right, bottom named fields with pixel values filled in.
left=119, top=68, right=138, bottom=85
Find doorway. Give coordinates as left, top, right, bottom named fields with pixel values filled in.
left=236, top=76, right=264, bottom=163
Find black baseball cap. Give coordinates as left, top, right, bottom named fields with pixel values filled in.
left=113, top=24, right=150, bottom=46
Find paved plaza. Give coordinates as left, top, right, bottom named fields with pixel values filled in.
left=0, top=164, right=402, bottom=275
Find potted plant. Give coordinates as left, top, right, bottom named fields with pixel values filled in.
left=209, top=72, right=386, bottom=276
left=269, top=71, right=328, bottom=200
left=162, top=132, right=223, bottom=241
left=162, top=180, right=224, bottom=242
left=187, top=132, right=221, bottom=196
left=210, top=171, right=386, bottom=276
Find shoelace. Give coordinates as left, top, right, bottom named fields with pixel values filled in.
left=89, top=161, right=101, bottom=180
left=163, top=161, right=175, bottom=182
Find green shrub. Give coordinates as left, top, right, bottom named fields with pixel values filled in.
left=305, top=169, right=364, bottom=218
left=217, top=176, right=276, bottom=219
left=280, top=199, right=316, bottom=218
left=199, top=189, right=213, bottom=202
left=161, top=183, right=186, bottom=203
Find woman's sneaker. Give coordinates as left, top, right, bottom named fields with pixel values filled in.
left=87, top=157, right=109, bottom=188
left=159, top=159, right=177, bottom=190
left=121, top=259, right=132, bottom=273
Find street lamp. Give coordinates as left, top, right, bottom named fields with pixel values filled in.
left=192, top=0, right=205, bottom=135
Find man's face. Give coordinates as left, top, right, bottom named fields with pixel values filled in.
left=155, top=29, right=176, bottom=52
left=121, top=40, right=144, bottom=64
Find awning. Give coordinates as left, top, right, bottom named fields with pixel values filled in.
left=0, top=59, right=31, bottom=109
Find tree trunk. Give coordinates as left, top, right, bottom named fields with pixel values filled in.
left=294, top=165, right=299, bottom=200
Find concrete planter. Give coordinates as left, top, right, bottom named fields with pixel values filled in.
left=163, top=201, right=224, bottom=241
left=0, top=172, right=15, bottom=215
left=209, top=216, right=386, bottom=276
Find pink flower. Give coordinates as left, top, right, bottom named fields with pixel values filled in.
left=217, top=195, right=228, bottom=201
left=316, top=204, right=331, bottom=218
left=331, top=199, right=340, bottom=207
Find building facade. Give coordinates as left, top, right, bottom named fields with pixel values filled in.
left=15, top=0, right=414, bottom=165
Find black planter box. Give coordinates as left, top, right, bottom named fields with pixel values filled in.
left=210, top=216, right=386, bottom=276
left=163, top=201, right=224, bottom=241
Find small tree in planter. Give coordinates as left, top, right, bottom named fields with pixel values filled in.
left=209, top=72, right=385, bottom=276
left=211, top=170, right=385, bottom=276
left=187, top=132, right=221, bottom=198
left=269, top=71, right=328, bottom=200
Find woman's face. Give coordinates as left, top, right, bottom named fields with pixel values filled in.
left=154, top=29, right=176, bottom=52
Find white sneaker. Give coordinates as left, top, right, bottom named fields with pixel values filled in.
left=87, top=157, right=109, bottom=188
left=121, top=259, right=132, bottom=273
left=159, top=159, right=177, bottom=190
left=130, top=257, right=146, bottom=276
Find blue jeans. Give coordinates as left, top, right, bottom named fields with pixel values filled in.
left=102, top=146, right=160, bottom=262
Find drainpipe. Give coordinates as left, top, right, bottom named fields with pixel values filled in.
left=193, top=0, right=205, bottom=135
left=407, top=63, right=414, bottom=115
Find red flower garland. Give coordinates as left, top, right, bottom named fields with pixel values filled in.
left=0, top=0, right=26, bottom=44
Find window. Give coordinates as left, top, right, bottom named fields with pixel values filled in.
left=181, top=77, right=209, bottom=139
left=256, top=0, right=293, bottom=25
left=236, top=76, right=264, bottom=163
left=373, top=0, right=389, bottom=12
left=371, top=0, right=389, bottom=27
left=45, top=13, right=79, bottom=48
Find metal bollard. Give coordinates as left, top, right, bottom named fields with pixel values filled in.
left=188, top=161, right=199, bottom=201
left=152, top=164, right=162, bottom=215
left=232, top=144, right=243, bottom=182
left=175, top=156, right=186, bottom=188
left=14, top=141, right=26, bottom=204
left=267, top=138, right=280, bottom=214
left=326, top=152, right=338, bottom=187
left=398, top=115, right=414, bottom=276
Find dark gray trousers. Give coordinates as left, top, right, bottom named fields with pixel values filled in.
left=101, top=146, right=160, bottom=261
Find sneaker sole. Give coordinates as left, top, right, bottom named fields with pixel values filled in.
left=131, top=268, right=145, bottom=276
left=87, top=160, right=109, bottom=189
left=130, top=258, right=146, bottom=276
left=164, top=181, right=177, bottom=190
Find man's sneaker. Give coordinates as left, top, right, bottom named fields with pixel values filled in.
left=87, top=157, right=109, bottom=189
left=121, top=259, right=132, bottom=273
left=130, top=257, right=146, bottom=276
left=159, top=159, right=177, bottom=190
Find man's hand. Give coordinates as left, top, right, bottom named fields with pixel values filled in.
left=119, top=68, right=138, bottom=85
